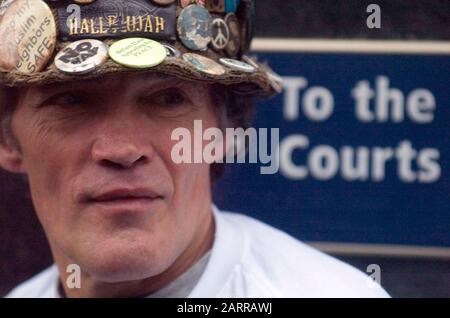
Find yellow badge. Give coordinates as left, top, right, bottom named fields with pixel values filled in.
left=109, top=38, right=167, bottom=69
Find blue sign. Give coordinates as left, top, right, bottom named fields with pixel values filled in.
left=213, top=50, right=450, bottom=247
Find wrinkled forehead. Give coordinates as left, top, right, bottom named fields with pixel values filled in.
left=17, top=72, right=214, bottom=103
left=35, top=72, right=189, bottom=92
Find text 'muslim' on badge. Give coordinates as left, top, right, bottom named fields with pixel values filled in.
left=56, top=0, right=176, bottom=41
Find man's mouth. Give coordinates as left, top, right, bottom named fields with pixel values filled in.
left=85, top=187, right=163, bottom=208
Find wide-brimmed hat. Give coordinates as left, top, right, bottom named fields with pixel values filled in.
left=0, top=0, right=282, bottom=98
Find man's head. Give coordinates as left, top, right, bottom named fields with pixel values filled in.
left=0, top=0, right=279, bottom=292
left=0, top=72, right=255, bottom=284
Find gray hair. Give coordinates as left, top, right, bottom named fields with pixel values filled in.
left=209, top=85, right=256, bottom=183
left=0, top=86, right=21, bottom=151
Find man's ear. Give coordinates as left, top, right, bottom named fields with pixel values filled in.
left=0, top=140, right=25, bottom=174
left=0, top=86, right=24, bottom=173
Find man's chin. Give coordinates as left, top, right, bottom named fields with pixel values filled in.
left=52, top=220, right=182, bottom=283
left=76, top=248, right=170, bottom=283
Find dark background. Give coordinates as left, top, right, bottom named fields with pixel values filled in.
left=254, top=0, right=450, bottom=40
left=1, top=0, right=449, bottom=297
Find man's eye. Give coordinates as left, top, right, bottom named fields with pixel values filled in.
left=144, top=89, right=188, bottom=107
left=43, top=92, right=88, bottom=108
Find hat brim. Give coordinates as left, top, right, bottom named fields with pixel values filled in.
left=0, top=40, right=278, bottom=99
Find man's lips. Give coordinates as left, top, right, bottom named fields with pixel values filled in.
left=85, top=188, right=163, bottom=204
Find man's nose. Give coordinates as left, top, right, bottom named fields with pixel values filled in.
left=90, top=106, right=156, bottom=169
left=91, top=138, right=150, bottom=169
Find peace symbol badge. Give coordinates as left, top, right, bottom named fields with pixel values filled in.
left=211, top=18, right=230, bottom=50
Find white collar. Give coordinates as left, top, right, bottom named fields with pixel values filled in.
left=188, top=204, right=246, bottom=297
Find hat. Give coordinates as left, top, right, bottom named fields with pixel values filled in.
left=0, top=0, right=282, bottom=98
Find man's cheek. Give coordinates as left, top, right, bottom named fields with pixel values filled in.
left=25, top=147, right=66, bottom=208
left=174, top=163, right=210, bottom=202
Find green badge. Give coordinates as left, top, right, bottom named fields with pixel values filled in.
left=109, top=38, right=166, bottom=69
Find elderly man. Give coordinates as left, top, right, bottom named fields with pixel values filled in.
left=1, top=0, right=387, bottom=298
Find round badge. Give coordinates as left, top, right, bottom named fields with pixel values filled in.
left=224, top=13, right=240, bottom=57
left=219, top=58, right=255, bottom=73
left=55, top=39, right=109, bottom=74
left=180, top=0, right=191, bottom=7
left=0, top=0, right=14, bottom=16
left=0, top=0, right=57, bottom=74
left=242, top=55, right=260, bottom=69
left=266, top=68, right=283, bottom=93
left=74, top=0, right=97, bottom=4
left=164, top=44, right=181, bottom=58
left=180, top=0, right=205, bottom=7
left=182, top=53, right=225, bottom=76
left=177, top=4, right=212, bottom=51
left=210, top=18, right=229, bottom=51
left=109, top=38, right=166, bottom=69
left=152, top=0, right=176, bottom=5
left=206, top=0, right=226, bottom=13
left=225, top=0, right=239, bottom=12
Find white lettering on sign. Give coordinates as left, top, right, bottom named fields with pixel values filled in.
left=278, top=75, right=441, bottom=183
left=352, top=76, right=436, bottom=124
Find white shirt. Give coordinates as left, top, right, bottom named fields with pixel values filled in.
left=6, top=205, right=389, bottom=298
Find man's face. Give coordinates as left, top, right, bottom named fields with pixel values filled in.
left=9, top=73, right=218, bottom=282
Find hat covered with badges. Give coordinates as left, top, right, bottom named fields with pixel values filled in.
left=0, top=0, right=282, bottom=97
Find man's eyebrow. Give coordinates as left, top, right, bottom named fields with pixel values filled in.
left=139, top=73, right=185, bottom=87
left=35, top=73, right=184, bottom=94
left=35, top=78, right=105, bottom=94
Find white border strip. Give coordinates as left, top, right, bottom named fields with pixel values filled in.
left=251, top=38, right=450, bottom=55
left=308, top=242, right=450, bottom=259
